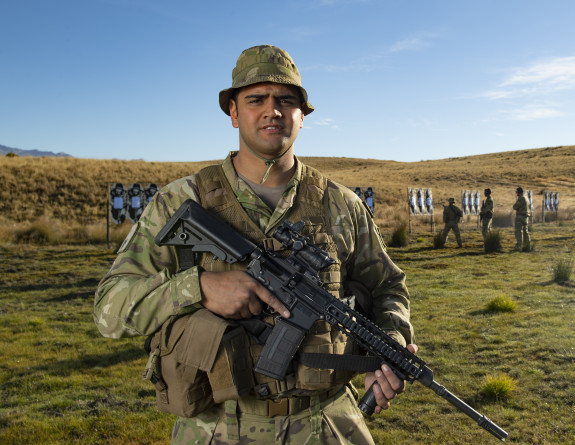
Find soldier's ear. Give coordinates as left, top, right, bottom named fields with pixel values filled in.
left=230, top=100, right=239, bottom=128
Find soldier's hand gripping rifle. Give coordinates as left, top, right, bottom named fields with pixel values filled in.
left=155, top=199, right=509, bottom=442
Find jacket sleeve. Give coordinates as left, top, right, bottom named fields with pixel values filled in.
left=94, top=181, right=204, bottom=339
left=328, top=186, right=413, bottom=347
left=354, top=207, right=413, bottom=346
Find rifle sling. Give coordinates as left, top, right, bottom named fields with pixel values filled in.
left=236, top=317, right=381, bottom=372
left=295, top=351, right=381, bottom=372
left=178, top=247, right=196, bottom=271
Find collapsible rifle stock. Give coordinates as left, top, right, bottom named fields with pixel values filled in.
left=155, top=199, right=508, bottom=441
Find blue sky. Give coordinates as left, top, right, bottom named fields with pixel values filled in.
left=1, top=0, right=574, bottom=162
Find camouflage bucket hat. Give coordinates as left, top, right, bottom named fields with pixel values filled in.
left=219, top=45, right=314, bottom=116
left=448, top=198, right=455, bottom=203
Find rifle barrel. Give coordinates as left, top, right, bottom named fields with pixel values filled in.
left=428, top=380, right=508, bottom=441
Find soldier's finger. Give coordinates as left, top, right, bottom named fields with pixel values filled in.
left=371, top=379, right=390, bottom=411
left=248, top=297, right=263, bottom=317
left=255, top=285, right=291, bottom=318
left=381, top=364, right=406, bottom=393
left=375, top=368, right=398, bottom=401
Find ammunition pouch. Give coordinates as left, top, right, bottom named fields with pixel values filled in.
left=143, top=308, right=254, bottom=417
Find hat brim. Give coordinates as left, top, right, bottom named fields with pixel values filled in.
left=219, top=85, right=314, bottom=116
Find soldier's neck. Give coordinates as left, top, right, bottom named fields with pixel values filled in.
left=233, top=149, right=296, bottom=187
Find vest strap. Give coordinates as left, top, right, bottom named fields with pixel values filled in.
left=310, top=393, right=322, bottom=438
left=224, top=400, right=240, bottom=439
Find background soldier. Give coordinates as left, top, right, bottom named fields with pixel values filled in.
left=442, top=198, right=463, bottom=247
left=513, top=186, right=531, bottom=251
left=479, top=188, right=494, bottom=242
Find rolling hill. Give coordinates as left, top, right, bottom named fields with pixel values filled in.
left=1, top=145, right=573, bottom=229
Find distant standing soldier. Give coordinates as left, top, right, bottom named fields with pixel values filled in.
left=513, top=186, right=531, bottom=251
left=442, top=198, right=463, bottom=247
left=479, top=188, right=494, bottom=242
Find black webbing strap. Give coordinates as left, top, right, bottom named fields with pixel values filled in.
left=295, top=352, right=381, bottom=372
left=178, top=247, right=196, bottom=271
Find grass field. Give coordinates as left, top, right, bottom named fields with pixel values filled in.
left=1, top=219, right=573, bottom=444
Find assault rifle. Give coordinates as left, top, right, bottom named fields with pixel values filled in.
left=155, top=199, right=508, bottom=441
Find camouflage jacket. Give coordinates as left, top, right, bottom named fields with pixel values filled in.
left=513, top=195, right=530, bottom=217
left=480, top=197, right=494, bottom=219
left=94, top=152, right=413, bottom=345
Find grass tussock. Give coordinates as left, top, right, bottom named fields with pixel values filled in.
left=5, top=215, right=132, bottom=246
left=432, top=231, right=445, bottom=249
left=483, top=230, right=503, bottom=253
left=14, top=215, right=58, bottom=244
left=551, top=257, right=573, bottom=283
left=388, top=223, right=409, bottom=247
left=487, top=295, right=517, bottom=312
left=481, top=373, right=516, bottom=400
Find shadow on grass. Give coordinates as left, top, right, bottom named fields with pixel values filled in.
left=47, top=289, right=96, bottom=302
left=0, top=278, right=100, bottom=295
left=537, top=279, right=575, bottom=288
left=62, top=345, right=146, bottom=370
left=392, top=246, right=487, bottom=263
left=10, top=345, right=147, bottom=379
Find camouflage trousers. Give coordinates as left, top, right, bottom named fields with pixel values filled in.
left=170, top=385, right=375, bottom=445
left=481, top=218, right=492, bottom=241
left=442, top=222, right=462, bottom=247
left=514, top=215, right=530, bottom=250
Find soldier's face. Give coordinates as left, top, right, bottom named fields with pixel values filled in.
left=230, top=82, right=304, bottom=158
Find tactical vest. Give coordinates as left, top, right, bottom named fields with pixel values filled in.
left=195, top=164, right=362, bottom=395
left=443, top=205, right=461, bottom=223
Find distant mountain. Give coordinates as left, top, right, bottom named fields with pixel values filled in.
left=0, top=144, right=72, bottom=158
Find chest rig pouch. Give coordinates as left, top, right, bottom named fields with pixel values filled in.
left=143, top=308, right=255, bottom=417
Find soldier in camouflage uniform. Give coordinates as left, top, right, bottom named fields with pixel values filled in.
left=479, top=188, right=494, bottom=242
left=513, top=186, right=531, bottom=251
left=94, top=45, right=417, bottom=444
left=441, top=198, right=463, bottom=247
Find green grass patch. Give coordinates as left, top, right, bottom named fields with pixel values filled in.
left=1, top=221, right=575, bottom=444
left=487, top=295, right=517, bottom=312
left=481, top=373, right=516, bottom=400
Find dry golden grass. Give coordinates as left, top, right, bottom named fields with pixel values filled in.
left=1, top=145, right=573, bottom=233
